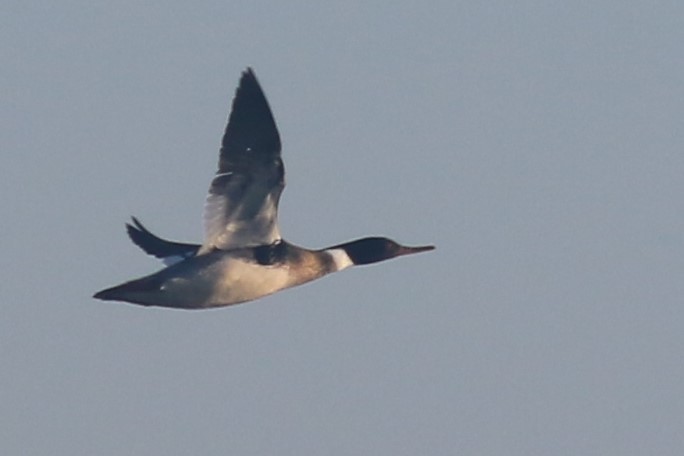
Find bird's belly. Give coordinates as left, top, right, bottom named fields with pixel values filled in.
left=209, top=260, right=294, bottom=306
left=159, top=256, right=296, bottom=308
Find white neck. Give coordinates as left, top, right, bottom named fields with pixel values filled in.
left=326, top=248, right=354, bottom=271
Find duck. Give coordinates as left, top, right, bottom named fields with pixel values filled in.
left=93, top=68, right=434, bottom=309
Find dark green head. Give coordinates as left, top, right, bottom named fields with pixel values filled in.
left=334, top=237, right=435, bottom=265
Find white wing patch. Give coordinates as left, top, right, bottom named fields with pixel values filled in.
left=199, top=156, right=284, bottom=253
left=161, top=255, right=190, bottom=266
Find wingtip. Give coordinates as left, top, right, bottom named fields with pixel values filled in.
left=241, top=67, right=258, bottom=82
left=129, top=216, right=145, bottom=230
left=126, top=216, right=152, bottom=238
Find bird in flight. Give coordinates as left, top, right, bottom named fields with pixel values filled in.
left=94, top=68, right=434, bottom=309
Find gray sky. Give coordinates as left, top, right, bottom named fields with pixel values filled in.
left=2, top=1, right=683, bottom=454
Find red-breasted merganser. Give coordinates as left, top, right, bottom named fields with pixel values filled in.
left=94, top=68, right=434, bottom=309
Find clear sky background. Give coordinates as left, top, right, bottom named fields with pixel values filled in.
left=2, top=1, right=683, bottom=455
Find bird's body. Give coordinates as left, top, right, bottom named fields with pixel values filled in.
left=94, top=68, right=433, bottom=309
left=96, top=242, right=343, bottom=308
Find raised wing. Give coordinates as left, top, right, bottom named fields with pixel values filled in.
left=126, top=217, right=199, bottom=265
left=199, top=68, right=285, bottom=254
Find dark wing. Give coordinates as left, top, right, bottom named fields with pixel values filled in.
left=199, top=68, right=285, bottom=254
left=126, top=217, right=199, bottom=265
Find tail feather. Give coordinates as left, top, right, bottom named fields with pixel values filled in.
left=93, top=274, right=164, bottom=306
